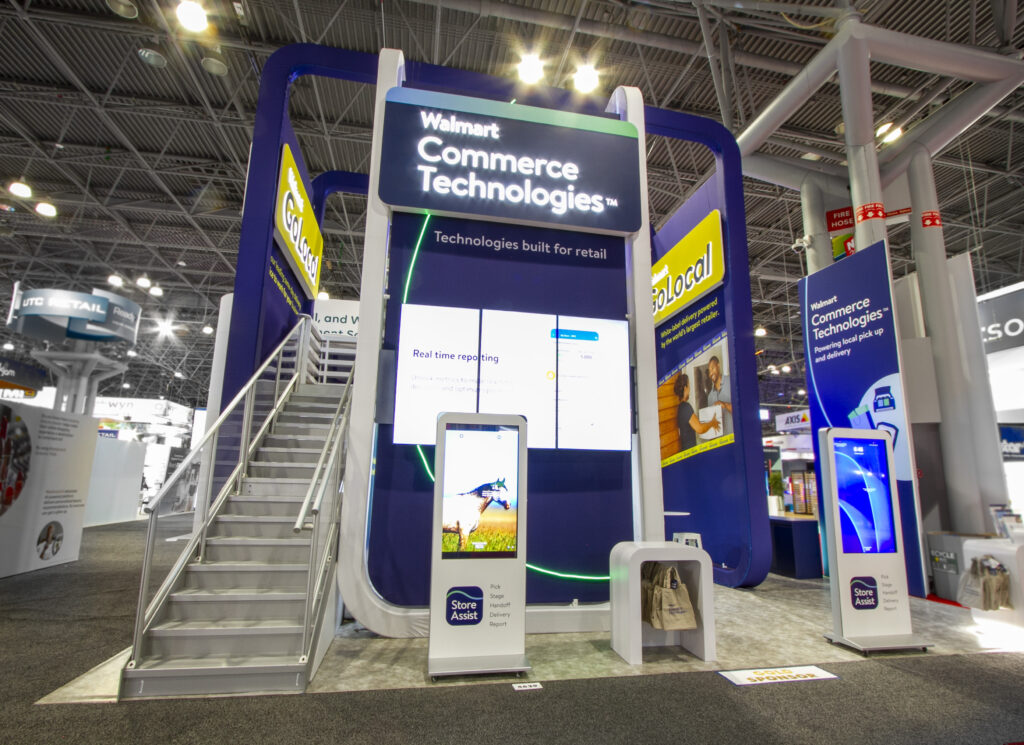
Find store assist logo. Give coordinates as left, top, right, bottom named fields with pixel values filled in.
left=850, top=576, right=878, bottom=610
left=446, top=586, right=483, bottom=625
left=273, top=143, right=323, bottom=299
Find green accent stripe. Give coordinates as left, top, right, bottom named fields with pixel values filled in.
left=402, top=213, right=432, bottom=304
left=386, top=87, right=637, bottom=138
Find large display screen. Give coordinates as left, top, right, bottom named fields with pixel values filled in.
left=833, top=436, right=898, bottom=554
left=393, top=303, right=630, bottom=450
left=440, top=423, right=519, bottom=559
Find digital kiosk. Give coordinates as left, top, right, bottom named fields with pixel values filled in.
left=818, top=427, right=930, bottom=654
left=428, top=413, right=529, bottom=679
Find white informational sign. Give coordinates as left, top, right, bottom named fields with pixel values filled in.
left=775, top=409, right=811, bottom=433
left=818, top=428, right=928, bottom=652
left=394, top=303, right=630, bottom=450
left=719, top=665, right=838, bottom=686
left=0, top=401, right=98, bottom=578
left=312, top=298, right=360, bottom=338
left=428, top=413, right=529, bottom=679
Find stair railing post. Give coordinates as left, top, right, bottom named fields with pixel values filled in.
left=129, top=510, right=160, bottom=666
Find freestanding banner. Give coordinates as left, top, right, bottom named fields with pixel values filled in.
left=0, top=401, right=97, bottom=578
left=428, top=413, right=529, bottom=678
left=798, top=241, right=926, bottom=597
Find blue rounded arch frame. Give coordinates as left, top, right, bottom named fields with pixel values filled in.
left=225, top=43, right=770, bottom=590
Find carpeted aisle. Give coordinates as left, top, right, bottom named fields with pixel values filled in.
left=3, top=523, right=1024, bottom=745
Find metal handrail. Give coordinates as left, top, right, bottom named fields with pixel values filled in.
left=127, top=315, right=313, bottom=668
left=293, top=372, right=353, bottom=532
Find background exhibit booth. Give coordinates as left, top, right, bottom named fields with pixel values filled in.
left=120, top=43, right=770, bottom=696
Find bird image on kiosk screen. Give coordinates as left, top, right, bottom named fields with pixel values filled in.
left=833, top=436, right=898, bottom=554
left=440, top=424, right=519, bottom=559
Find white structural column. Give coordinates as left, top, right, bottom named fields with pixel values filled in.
left=800, top=179, right=833, bottom=274
left=909, top=144, right=1003, bottom=528
left=606, top=86, right=664, bottom=541
left=836, top=32, right=887, bottom=251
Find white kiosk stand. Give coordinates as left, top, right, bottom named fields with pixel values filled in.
left=818, top=427, right=931, bottom=654
left=428, top=413, right=530, bottom=679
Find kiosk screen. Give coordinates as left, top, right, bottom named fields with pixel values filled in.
left=833, top=435, right=898, bottom=554
left=440, top=423, right=519, bottom=559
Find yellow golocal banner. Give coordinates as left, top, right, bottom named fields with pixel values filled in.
left=273, top=143, right=323, bottom=299
left=651, top=209, right=725, bottom=326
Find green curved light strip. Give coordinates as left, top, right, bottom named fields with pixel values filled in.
left=400, top=212, right=607, bottom=583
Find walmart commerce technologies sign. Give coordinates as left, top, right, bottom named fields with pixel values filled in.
left=378, top=88, right=642, bottom=235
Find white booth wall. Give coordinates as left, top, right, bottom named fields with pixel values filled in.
left=83, top=438, right=146, bottom=527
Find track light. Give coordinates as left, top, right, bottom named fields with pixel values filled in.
left=517, top=54, right=544, bottom=85
left=573, top=64, right=599, bottom=93
left=176, top=1, right=208, bottom=32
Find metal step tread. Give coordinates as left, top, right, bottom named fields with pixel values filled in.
left=240, top=477, right=310, bottom=486
left=204, top=536, right=310, bottom=546
left=187, top=562, right=308, bottom=573
left=226, top=495, right=305, bottom=504
left=150, top=619, right=303, bottom=635
left=125, top=655, right=305, bottom=676
left=247, top=459, right=317, bottom=468
left=215, top=515, right=301, bottom=524
left=170, top=588, right=306, bottom=601
left=256, top=447, right=323, bottom=456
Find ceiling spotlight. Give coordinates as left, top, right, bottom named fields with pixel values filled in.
left=876, top=122, right=893, bottom=138
left=173, top=370, right=184, bottom=379
left=200, top=46, right=229, bottom=76
left=2, top=342, right=13, bottom=351
left=136, top=275, right=152, bottom=289
left=517, top=54, right=544, bottom=85
left=317, top=291, right=329, bottom=300
left=35, top=201, right=57, bottom=218
left=126, top=349, right=138, bottom=357
left=107, top=274, right=124, bottom=287
left=202, top=325, right=213, bottom=335
left=754, top=327, right=767, bottom=337
left=781, top=364, right=791, bottom=373
left=155, top=319, right=176, bottom=337
left=882, top=126, right=903, bottom=144
left=149, top=286, right=164, bottom=297
left=137, top=43, right=169, bottom=69
left=797, top=388, right=807, bottom=396
left=573, top=64, right=599, bottom=93
left=176, top=260, right=186, bottom=267
left=122, top=382, right=131, bottom=389
left=105, top=0, right=139, bottom=19
left=8, top=180, right=31, bottom=199
left=176, top=1, right=208, bottom=32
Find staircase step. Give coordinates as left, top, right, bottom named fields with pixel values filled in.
left=295, top=383, right=347, bottom=398
left=276, top=411, right=336, bottom=425
left=254, top=447, right=323, bottom=464
left=261, top=433, right=328, bottom=449
left=121, top=655, right=307, bottom=699
left=247, top=460, right=319, bottom=479
left=239, top=477, right=309, bottom=497
left=184, top=562, right=308, bottom=590
left=166, top=588, right=306, bottom=622
left=283, top=400, right=340, bottom=413
left=212, top=515, right=301, bottom=539
left=222, top=496, right=306, bottom=517
left=272, top=422, right=331, bottom=437
left=204, top=536, right=311, bottom=563
left=146, top=620, right=304, bottom=658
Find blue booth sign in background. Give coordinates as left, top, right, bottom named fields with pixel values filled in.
left=798, top=241, right=926, bottom=597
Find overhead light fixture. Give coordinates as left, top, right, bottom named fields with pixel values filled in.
left=122, top=382, right=131, bottom=389
left=176, top=260, right=186, bottom=267
left=173, top=370, right=184, bottom=379
left=107, top=274, right=124, bottom=287
left=137, top=43, right=169, bottom=69
left=781, top=364, right=792, bottom=373
left=317, top=291, right=329, bottom=300
left=156, top=318, right=175, bottom=337
left=105, top=0, right=139, bottom=19
left=35, top=201, right=57, bottom=218
left=149, top=286, right=164, bottom=297
left=176, top=1, right=208, bottom=32
left=797, top=388, right=807, bottom=396
left=126, top=349, right=138, bottom=357
left=573, top=64, right=599, bottom=93
left=136, top=275, right=151, bottom=289
left=517, top=54, right=544, bottom=85
left=8, top=180, right=31, bottom=199
left=200, top=46, right=229, bottom=76
left=876, top=122, right=894, bottom=138
left=754, top=327, right=767, bottom=337
left=882, top=126, right=903, bottom=144
left=201, top=325, right=213, bottom=334
left=2, top=342, right=13, bottom=351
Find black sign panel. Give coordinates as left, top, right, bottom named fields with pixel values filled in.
left=979, top=286, right=1024, bottom=354
left=378, top=88, right=642, bottom=235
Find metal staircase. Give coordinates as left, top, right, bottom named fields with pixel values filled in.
left=120, top=318, right=352, bottom=699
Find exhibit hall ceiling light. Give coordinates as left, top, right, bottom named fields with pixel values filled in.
left=2, top=342, right=13, bottom=351
left=7, top=180, right=31, bottom=199
left=155, top=318, right=175, bottom=337
left=137, top=43, right=169, bottom=68
left=149, top=286, right=164, bottom=297
left=105, top=0, right=139, bottom=19
left=34, top=202, right=57, bottom=218
left=107, top=274, right=124, bottom=287
left=517, top=54, right=544, bottom=85
left=573, top=64, right=599, bottom=93
left=876, top=122, right=904, bottom=144
left=200, top=46, right=229, bottom=77
left=176, top=1, right=208, bottom=32
left=136, top=275, right=152, bottom=289
left=754, top=327, right=767, bottom=337
left=201, top=325, right=213, bottom=334
left=126, top=350, right=138, bottom=357
left=317, top=291, right=329, bottom=300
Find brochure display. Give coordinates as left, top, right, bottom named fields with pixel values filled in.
left=428, top=413, right=529, bottom=679
left=0, top=401, right=98, bottom=578
left=818, top=427, right=929, bottom=653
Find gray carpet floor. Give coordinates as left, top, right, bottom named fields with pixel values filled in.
left=2, top=522, right=1023, bottom=745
